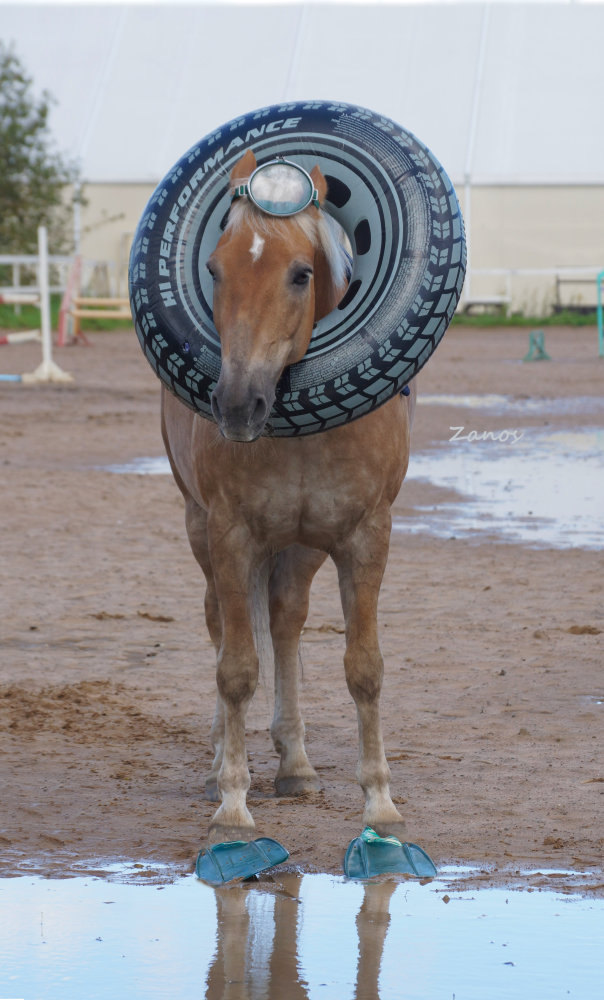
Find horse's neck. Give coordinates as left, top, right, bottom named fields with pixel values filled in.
left=313, top=243, right=347, bottom=322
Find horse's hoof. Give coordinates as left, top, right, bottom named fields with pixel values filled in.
left=205, top=779, right=220, bottom=803
left=275, top=774, right=321, bottom=797
left=208, top=822, right=256, bottom=845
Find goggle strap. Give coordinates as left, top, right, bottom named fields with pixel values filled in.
left=230, top=185, right=320, bottom=211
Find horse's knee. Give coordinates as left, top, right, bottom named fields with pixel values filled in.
left=216, top=655, right=258, bottom=706
left=344, top=651, right=383, bottom=705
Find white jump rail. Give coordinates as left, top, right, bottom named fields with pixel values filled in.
left=0, top=292, right=41, bottom=346
left=0, top=227, right=72, bottom=384
left=0, top=329, right=42, bottom=345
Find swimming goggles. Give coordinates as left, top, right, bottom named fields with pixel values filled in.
left=232, top=158, right=320, bottom=217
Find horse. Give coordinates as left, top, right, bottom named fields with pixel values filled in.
left=161, top=148, right=416, bottom=842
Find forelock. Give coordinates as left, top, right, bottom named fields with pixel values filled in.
left=225, top=190, right=348, bottom=289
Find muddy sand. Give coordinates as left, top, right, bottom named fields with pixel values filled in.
left=1, top=326, right=602, bottom=885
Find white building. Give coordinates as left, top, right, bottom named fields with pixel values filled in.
left=3, top=1, right=604, bottom=311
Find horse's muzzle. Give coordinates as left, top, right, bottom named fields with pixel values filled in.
left=211, top=364, right=273, bottom=442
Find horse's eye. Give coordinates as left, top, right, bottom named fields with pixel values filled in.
left=206, top=262, right=217, bottom=281
left=292, top=268, right=312, bottom=287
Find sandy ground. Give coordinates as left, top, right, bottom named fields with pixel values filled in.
left=1, top=325, right=602, bottom=886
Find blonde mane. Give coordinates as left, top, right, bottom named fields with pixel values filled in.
left=225, top=194, right=350, bottom=292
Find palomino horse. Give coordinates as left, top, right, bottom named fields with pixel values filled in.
left=162, top=149, right=416, bottom=841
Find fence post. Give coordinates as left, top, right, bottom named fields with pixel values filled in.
left=11, top=262, right=21, bottom=315
left=598, top=270, right=604, bottom=359
left=39, top=226, right=53, bottom=369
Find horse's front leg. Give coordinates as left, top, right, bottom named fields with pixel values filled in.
left=333, top=509, right=405, bottom=838
left=269, top=545, right=326, bottom=795
left=207, top=514, right=260, bottom=841
left=183, top=499, right=225, bottom=802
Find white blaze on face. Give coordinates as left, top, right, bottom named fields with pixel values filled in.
left=250, top=232, right=265, bottom=263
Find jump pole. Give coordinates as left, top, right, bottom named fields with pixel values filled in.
left=0, top=293, right=41, bottom=381
left=0, top=226, right=73, bottom=384
left=0, top=324, right=41, bottom=345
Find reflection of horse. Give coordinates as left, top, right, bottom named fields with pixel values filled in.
left=206, top=876, right=308, bottom=1000
left=162, top=149, right=416, bottom=842
left=204, top=874, right=397, bottom=999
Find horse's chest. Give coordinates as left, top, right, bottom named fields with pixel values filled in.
left=217, top=461, right=380, bottom=549
left=197, top=406, right=405, bottom=548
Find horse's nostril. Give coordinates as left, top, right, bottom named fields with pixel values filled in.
left=211, top=392, right=222, bottom=423
left=252, top=395, right=268, bottom=427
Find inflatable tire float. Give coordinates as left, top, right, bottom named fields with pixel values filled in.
left=129, top=101, right=466, bottom=436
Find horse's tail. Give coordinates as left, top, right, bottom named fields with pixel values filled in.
left=250, top=558, right=274, bottom=686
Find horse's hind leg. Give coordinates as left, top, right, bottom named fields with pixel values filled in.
left=184, top=499, right=224, bottom=802
left=269, top=545, right=326, bottom=795
left=333, top=509, right=405, bottom=838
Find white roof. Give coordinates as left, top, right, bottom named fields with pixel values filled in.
left=3, top=2, right=604, bottom=185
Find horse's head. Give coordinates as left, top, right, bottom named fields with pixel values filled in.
left=208, top=150, right=349, bottom=442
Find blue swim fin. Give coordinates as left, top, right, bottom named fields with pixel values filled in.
left=196, top=837, right=289, bottom=885
left=343, top=827, right=436, bottom=879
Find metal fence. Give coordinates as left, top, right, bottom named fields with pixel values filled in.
left=464, top=266, right=604, bottom=316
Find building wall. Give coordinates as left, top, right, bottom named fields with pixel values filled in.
left=460, top=186, right=604, bottom=314
left=79, top=183, right=604, bottom=313
left=79, top=183, right=155, bottom=296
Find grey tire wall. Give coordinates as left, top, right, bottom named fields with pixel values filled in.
left=129, top=101, right=466, bottom=436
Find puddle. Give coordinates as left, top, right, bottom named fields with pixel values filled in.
left=1, top=866, right=603, bottom=1000
left=419, top=394, right=604, bottom=416
left=397, top=428, right=604, bottom=549
left=104, top=457, right=170, bottom=476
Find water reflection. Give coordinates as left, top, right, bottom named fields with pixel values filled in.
left=1, top=868, right=603, bottom=999
left=204, top=875, right=398, bottom=999
left=354, top=881, right=398, bottom=1000
left=206, top=879, right=304, bottom=999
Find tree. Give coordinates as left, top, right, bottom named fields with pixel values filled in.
left=0, top=41, right=83, bottom=255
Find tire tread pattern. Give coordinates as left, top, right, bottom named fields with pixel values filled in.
left=129, top=101, right=465, bottom=436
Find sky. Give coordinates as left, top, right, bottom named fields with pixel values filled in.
left=3, top=0, right=604, bottom=6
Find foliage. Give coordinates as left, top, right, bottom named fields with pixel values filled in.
left=0, top=294, right=60, bottom=330
left=0, top=41, right=83, bottom=256
left=451, top=309, right=599, bottom=328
